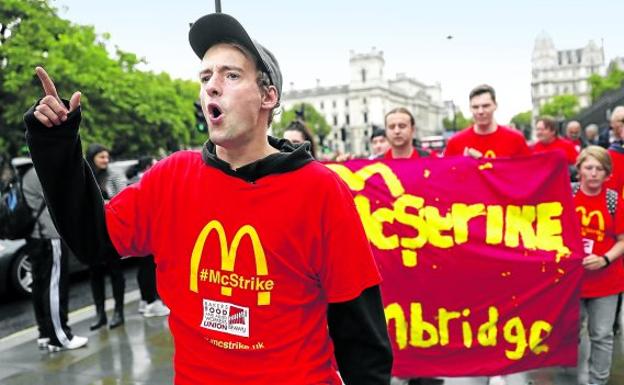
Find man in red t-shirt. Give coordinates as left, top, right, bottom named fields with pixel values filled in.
left=531, top=116, right=579, bottom=165
left=383, top=107, right=430, bottom=159
left=444, top=84, right=529, bottom=159
left=23, top=12, right=392, bottom=385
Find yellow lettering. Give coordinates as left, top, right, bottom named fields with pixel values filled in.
left=486, top=205, right=504, bottom=245
left=422, top=206, right=454, bottom=248
left=503, top=317, right=528, bottom=360
left=504, top=205, right=537, bottom=250
left=477, top=306, right=499, bottom=347
left=438, top=307, right=462, bottom=346
left=536, top=203, right=569, bottom=257
left=385, top=303, right=408, bottom=350
left=451, top=203, right=486, bottom=245
left=529, top=320, right=552, bottom=355
left=410, top=303, right=439, bottom=348
left=461, top=308, right=473, bottom=348
left=355, top=195, right=399, bottom=250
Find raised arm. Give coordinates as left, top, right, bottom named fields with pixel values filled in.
left=23, top=67, right=120, bottom=265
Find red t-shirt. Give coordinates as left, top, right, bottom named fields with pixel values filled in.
left=605, top=149, right=624, bottom=199
left=105, top=151, right=381, bottom=385
left=573, top=188, right=624, bottom=298
left=444, top=125, right=530, bottom=158
left=383, top=147, right=424, bottom=159
left=531, top=137, right=578, bottom=165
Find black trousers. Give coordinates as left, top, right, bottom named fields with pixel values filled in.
left=28, top=238, right=73, bottom=346
left=90, top=258, right=125, bottom=311
left=137, top=255, right=158, bottom=304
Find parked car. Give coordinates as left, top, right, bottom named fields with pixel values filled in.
left=0, top=157, right=139, bottom=297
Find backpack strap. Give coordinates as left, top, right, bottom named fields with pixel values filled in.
left=606, top=188, right=618, bottom=218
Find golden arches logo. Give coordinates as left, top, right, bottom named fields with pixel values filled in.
left=575, top=207, right=605, bottom=241
left=326, top=162, right=405, bottom=198
left=190, top=220, right=271, bottom=305
left=484, top=150, right=496, bottom=159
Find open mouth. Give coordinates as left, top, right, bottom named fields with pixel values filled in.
left=208, top=103, right=223, bottom=119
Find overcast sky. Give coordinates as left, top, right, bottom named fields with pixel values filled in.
left=52, top=0, right=624, bottom=123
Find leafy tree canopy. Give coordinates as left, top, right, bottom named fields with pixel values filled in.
left=0, top=0, right=204, bottom=158
left=538, top=94, right=579, bottom=120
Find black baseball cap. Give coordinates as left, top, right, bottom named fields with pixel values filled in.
left=189, top=13, right=282, bottom=99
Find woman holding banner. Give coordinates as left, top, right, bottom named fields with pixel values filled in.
left=572, top=145, right=624, bottom=385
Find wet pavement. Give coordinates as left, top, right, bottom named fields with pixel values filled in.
left=1, top=295, right=624, bottom=385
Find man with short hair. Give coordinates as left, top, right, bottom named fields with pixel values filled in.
left=23, top=12, right=391, bottom=385
left=564, top=120, right=587, bottom=153
left=369, top=127, right=390, bottom=159
left=383, top=107, right=430, bottom=159
left=585, top=123, right=600, bottom=146
left=532, top=116, right=578, bottom=165
left=444, top=84, right=530, bottom=158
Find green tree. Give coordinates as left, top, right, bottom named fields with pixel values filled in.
left=539, top=94, right=579, bottom=120
left=272, top=103, right=331, bottom=141
left=510, top=110, right=532, bottom=128
left=588, top=66, right=624, bottom=102
left=0, top=0, right=203, bottom=158
left=442, top=110, right=472, bottom=131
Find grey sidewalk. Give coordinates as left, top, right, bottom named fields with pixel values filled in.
left=1, top=295, right=624, bottom=384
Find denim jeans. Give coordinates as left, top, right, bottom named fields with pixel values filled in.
left=581, top=294, right=619, bottom=385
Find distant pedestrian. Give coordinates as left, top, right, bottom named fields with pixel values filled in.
left=86, top=144, right=126, bottom=330
left=22, top=166, right=88, bottom=351
left=282, top=120, right=317, bottom=159
left=368, top=127, right=389, bottom=159
left=564, top=120, right=588, bottom=153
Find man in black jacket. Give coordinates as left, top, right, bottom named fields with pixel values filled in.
left=24, top=12, right=391, bottom=385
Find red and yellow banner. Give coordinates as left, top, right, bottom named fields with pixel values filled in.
left=327, top=152, right=583, bottom=377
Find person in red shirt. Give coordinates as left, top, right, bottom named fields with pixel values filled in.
left=605, top=106, right=624, bottom=198
left=531, top=116, right=578, bottom=165
left=444, top=84, right=530, bottom=159
left=564, top=120, right=587, bottom=153
left=572, top=146, right=624, bottom=385
left=383, top=107, right=431, bottom=159
left=23, top=12, right=392, bottom=385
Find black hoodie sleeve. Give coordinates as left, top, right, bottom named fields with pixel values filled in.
left=23, top=102, right=120, bottom=265
left=328, top=285, right=393, bottom=385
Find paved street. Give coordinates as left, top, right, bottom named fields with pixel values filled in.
left=1, top=293, right=624, bottom=384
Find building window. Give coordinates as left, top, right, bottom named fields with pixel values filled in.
left=363, top=97, right=367, bottom=105
left=345, top=114, right=350, bottom=125
left=332, top=100, right=336, bottom=108
left=320, top=101, right=324, bottom=109
left=363, top=112, right=368, bottom=123
left=361, top=69, right=366, bottom=83
left=345, top=99, right=349, bottom=107
left=333, top=115, right=338, bottom=126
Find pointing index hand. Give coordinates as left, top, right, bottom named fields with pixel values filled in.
left=33, top=67, right=81, bottom=127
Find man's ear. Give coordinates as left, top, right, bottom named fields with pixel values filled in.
left=261, top=86, right=279, bottom=110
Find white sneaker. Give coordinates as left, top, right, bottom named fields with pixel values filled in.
left=488, top=376, right=506, bottom=385
left=138, top=300, right=148, bottom=313
left=143, top=300, right=170, bottom=318
left=48, top=335, right=88, bottom=352
left=37, top=338, right=49, bottom=350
